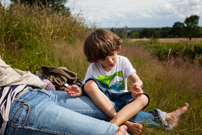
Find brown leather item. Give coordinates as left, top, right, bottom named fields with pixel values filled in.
left=41, top=66, right=77, bottom=90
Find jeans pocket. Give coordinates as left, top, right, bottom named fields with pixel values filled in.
left=9, top=102, right=31, bottom=129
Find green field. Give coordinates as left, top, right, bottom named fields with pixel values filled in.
left=1, top=4, right=202, bottom=135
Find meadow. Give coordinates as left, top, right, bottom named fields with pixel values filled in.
left=0, top=4, right=202, bottom=135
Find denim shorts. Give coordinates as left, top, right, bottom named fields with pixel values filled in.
left=82, top=78, right=150, bottom=111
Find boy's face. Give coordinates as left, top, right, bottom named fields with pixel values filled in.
left=98, top=51, right=118, bottom=72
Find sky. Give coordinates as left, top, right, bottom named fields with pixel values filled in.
left=65, top=0, right=202, bottom=28
left=1, top=0, right=202, bottom=28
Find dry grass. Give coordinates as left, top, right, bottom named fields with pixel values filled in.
left=50, top=39, right=89, bottom=79
left=131, top=38, right=202, bottom=43
left=118, top=41, right=202, bottom=134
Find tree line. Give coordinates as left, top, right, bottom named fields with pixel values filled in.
left=110, top=15, right=202, bottom=41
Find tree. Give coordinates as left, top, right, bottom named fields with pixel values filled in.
left=161, top=27, right=172, bottom=38
left=11, top=0, right=70, bottom=14
left=183, top=15, right=201, bottom=41
left=172, top=22, right=184, bottom=38
left=139, top=28, right=161, bottom=38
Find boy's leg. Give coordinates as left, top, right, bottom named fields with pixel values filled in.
left=83, top=80, right=145, bottom=135
left=110, top=94, right=149, bottom=126
left=84, top=80, right=118, bottom=118
left=109, top=94, right=148, bottom=135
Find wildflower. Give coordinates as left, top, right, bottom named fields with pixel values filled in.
left=2, top=49, right=5, bottom=51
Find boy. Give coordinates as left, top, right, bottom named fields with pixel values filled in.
left=66, top=29, right=149, bottom=135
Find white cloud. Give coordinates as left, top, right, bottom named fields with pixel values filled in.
left=66, top=0, right=202, bottom=27
left=138, top=12, right=152, bottom=18
left=113, top=13, right=127, bottom=19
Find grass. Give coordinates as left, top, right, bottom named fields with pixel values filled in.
left=122, top=40, right=202, bottom=134
left=134, top=39, right=202, bottom=66
left=0, top=3, right=89, bottom=72
left=1, top=4, right=202, bottom=135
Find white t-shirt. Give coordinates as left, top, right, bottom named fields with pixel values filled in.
left=83, top=55, right=136, bottom=93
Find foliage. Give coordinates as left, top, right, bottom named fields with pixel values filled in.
left=183, top=15, right=201, bottom=41
left=110, top=27, right=128, bottom=39
left=0, top=3, right=88, bottom=72
left=149, top=35, right=158, bottom=44
left=172, top=22, right=184, bottom=38
left=136, top=40, right=202, bottom=65
left=10, top=0, right=70, bottom=14
left=139, top=28, right=161, bottom=38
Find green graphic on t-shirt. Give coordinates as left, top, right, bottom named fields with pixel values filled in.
left=98, top=71, right=125, bottom=91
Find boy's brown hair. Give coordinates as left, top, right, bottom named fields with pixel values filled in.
left=84, top=29, right=121, bottom=63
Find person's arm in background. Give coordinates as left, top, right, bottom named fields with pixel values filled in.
left=66, top=64, right=93, bottom=97
left=65, top=85, right=83, bottom=96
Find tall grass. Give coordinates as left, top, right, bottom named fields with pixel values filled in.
left=0, top=3, right=88, bottom=72
left=0, top=4, right=202, bottom=135
left=121, top=40, right=202, bottom=134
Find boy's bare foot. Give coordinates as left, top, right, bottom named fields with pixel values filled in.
left=114, top=125, right=128, bottom=135
left=124, top=121, right=142, bottom=135
left=165, top=102, right=189, bottom=128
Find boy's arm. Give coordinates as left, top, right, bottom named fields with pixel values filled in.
left=129, top=72, right=143, bottom=87
left=129, top=72, right=143, bottom=98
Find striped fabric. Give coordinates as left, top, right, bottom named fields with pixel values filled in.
left=0, top=85, right=30, bottom=134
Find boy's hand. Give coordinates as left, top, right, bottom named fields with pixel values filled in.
left=65, top=85, right=83, bottom=97
left=130, top=83, right=143, bottom=99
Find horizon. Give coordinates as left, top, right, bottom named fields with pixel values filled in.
left=66, top=0, right=202, bottom=28
left=1, top=0, right=202, bottom=28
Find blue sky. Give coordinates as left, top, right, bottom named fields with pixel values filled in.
left=1, top=0, right=202, bottom=28
left=65, top=0, right=202, bottom=28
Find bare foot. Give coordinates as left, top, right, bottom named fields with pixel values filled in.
left=114, top=125, right=128, bottom=135
left=124, top=121, right=142, bottom=135
left=165, top=102, right=189, bottom=128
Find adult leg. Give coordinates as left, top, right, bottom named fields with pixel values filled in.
left=49, top=86, right=189, bottom=131
left=114, top=125, right=128, bottom=135
left=165, top=102, right=189, bottom=129
left=7, top=88, right=129, bottom=135
left=49, top=89, right=111, bottom=120
left=128, top=103, right=189, bottom=130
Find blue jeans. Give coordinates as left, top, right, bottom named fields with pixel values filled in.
left=7, top=87, right=129, bottom=135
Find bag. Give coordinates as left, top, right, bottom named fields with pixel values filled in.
left=34, top=66, right=83, bottom=90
